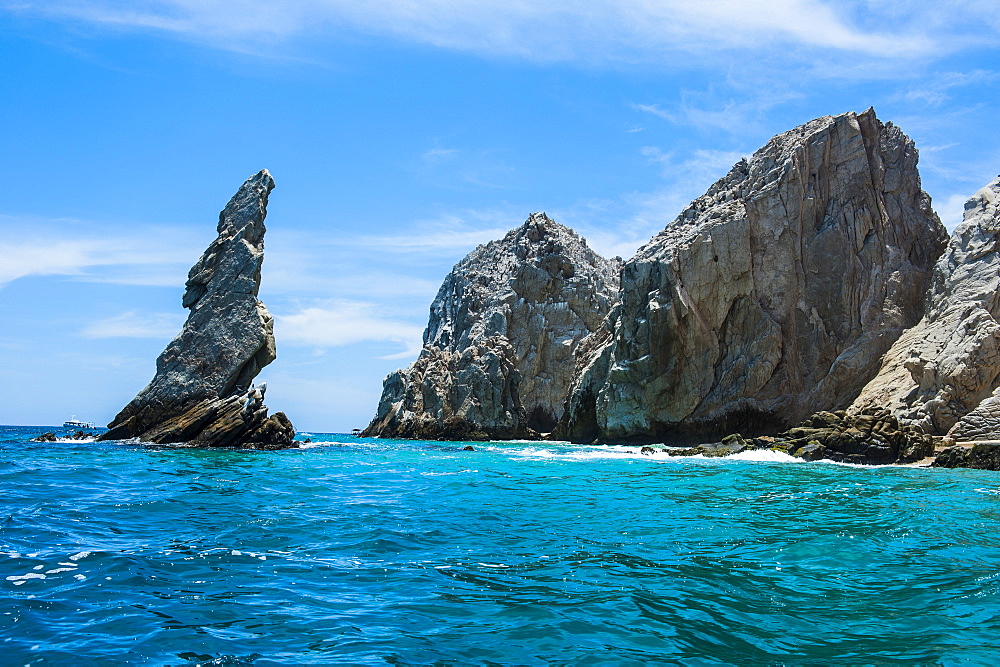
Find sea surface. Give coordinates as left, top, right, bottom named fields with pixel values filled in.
left=3, top=425, right=1000, bottom=665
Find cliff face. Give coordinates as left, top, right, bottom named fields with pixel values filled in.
left=99, top=170, right=295, bottom=449
left=364, top=213, right=621, bottom=439
left=558, top=109, right=948, bottom=443
left=852, top=177, right=1000, bottom=437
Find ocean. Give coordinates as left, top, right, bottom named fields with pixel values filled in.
left=3, top=424, right=1000, bottom=664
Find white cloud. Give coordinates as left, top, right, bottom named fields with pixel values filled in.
left=890, top=69, right=999, bottom=108
left=632, top=87, right=806, bottom=136
left=8, top=0, right=988, bottom=66
left=357, top=210, right=518, bottom=254
left=938, top=192, right=974, bottom=231
left=80, top=310, right=184, bottom=339
left=275, top=300, right=424, bottom=359
left=0, top=217, right=201, bottom=288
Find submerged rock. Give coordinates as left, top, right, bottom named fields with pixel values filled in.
left=558, top=109, right=947, bottom=443
left=853, top=177, right=1000, bottom=436
left=364, top=213, right=620, bottom=440
left=98, top=170, right=294, bottom=449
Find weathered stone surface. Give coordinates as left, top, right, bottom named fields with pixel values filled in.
left=934, top=443, right=1000, bottom=470
left=558, top=109, right=947, bottom=443
left=933, top=445, right=969, bottom=468
left=949, top=391, right=1000, bottom=440
left=853, top=177, right=1000, bottom=436
left=364, top=213, right=620, bottom=440
left=98, top=170, right=294, bottom=449
left=770, top=408, right=934, bottom=464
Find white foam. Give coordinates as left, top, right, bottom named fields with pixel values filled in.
left=6, top=573, right=45, bottom=582
left=45, top=568, right=76, bottom=574
left=53, top=437, right=97, bottom=444
left=723, top=450, right=806, bottom=463
left=68, top=551, right=91, bottom=561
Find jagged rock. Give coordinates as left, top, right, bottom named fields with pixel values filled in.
left=31, top=432, right=56, bottom=442
left=949, top=392, right=1000, bottom=440
left=933, top=446, right=969, bottom=468
left=364, top=213, right=621, bottom=440
left=98, top=170, right=294, bottom=449
left=772, top=408, right=934, bottom=464
left=934, top=443, right=1000, bottom=470
left=558, top=109, right=947, bottom=443
left=853, top=177, right=1000, bottom=436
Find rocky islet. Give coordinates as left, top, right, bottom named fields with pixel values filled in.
left=366, top=109, right=1000, bottom=469
left=98, top=170, right=295, bottom=449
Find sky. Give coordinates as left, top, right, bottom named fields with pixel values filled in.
left=1, top=0, right=998, bottom=432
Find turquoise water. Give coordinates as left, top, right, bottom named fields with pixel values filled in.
left=3, top=425, right=1000, bottom=664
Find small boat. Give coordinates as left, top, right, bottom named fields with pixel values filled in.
left=63, top=416, right=95, bottom=429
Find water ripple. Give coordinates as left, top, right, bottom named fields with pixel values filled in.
left=3, top=429, right=1000, bottom=663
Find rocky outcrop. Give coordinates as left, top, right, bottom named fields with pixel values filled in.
left=364, top=213, right=621, bottom=440
left=934, top=443, right=1000, bottom=470
left=99, top=170, right=295, bottom=449
left=558, top=109, right=947, bottom=443
left=852, top=177, right=1000, bottom=437
left=771, top=409, right=934, bottom=465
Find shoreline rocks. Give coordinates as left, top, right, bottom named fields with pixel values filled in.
left=97, top=170, right=295, bottom=449
left=769, top=408, right=934, bottom=465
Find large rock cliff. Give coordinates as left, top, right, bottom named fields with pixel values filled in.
left=364, top=213, right=621, bottom=440
left=557, top=109, right=948, bottom=443
left=852, top=176, right=1000, bottom=437
left=99, top=170, right=295, bottom=449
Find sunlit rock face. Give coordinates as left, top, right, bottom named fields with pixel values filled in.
left=99, top=170, right=295, bottom=449
left=853, top=176, right=1000, bottom=438
left=558, top=109, right=947, bottom=443
left=364, top=213, right=621, bottom=440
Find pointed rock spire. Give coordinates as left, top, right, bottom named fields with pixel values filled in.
left=99, top=169, right=295, bottom=448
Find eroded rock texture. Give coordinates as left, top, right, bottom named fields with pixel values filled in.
left=99, top=170, right=295, bottom=449
left=851, top=177, right=1000, bottom=437
left=773, top=409, right=934, bottom=465
left=558, top=109, right=947, bottom=443
left=364, top=213, right=621, bottom=440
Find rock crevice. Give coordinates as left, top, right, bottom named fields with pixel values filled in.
left=852, top=176, right=1000, bottom=438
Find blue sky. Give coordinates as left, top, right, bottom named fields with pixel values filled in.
left=1, top=1, right=998, bottom=431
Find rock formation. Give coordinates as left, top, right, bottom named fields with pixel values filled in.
left=364, top=213, right=621, bottom=440
left=557, top=108, right=948, bottom=443
left=852, top=177, right=1000, bottom=438
left=99, top=170, right=295, bottom=449
left=770, top=409, right=934, bottom=465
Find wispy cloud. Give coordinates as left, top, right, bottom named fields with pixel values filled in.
left=357, top=209, right=519, bottom=254
left=890, top=69, right=999, bottom=108
left=7, top=0, right=989, bottom=67
left=275, top=299, right=424, bottom=359
left=0, top=216, right=201, bottom=289
left=80, top=311, right=184, bottom=339
left=632, top=87, right=805, bottom=136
